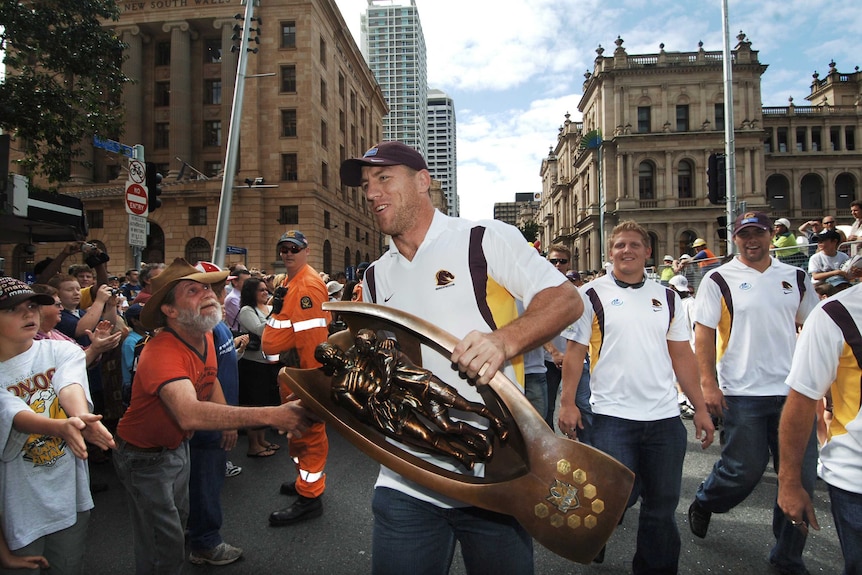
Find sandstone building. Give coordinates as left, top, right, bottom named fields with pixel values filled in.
left=2, top=0, right=387, bottom=278
left=538, top=34, right=862, bottom=272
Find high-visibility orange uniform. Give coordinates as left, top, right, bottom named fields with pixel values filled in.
left=262, top=263, right=331, bottom=498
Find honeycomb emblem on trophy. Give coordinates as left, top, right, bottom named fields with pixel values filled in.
left=535, top=460, right=605, bottom=530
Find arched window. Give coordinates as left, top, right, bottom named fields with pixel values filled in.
left=835, top=173, right=856, bottom=209
left=678, top=160, right=693, bottom=199
left=142, top=223, right=165, bottom=264
left=638, top=161, right=655, bottom=200
left=647, top=231, right=658, bottom=268
left=323, top=240, right=332, bottom=275
left=184, top=237, right=211, bottom=265
left=12, top=244, right=34, bottom=280
left=800, top=173, right=823, bottom=211
left=766, top=174, right=790, bottom=212
left=355, top=250, right=361, bottom=267
left=678, top=230, right=697, bottom=257
left=343, top=247, right=351, bottom=274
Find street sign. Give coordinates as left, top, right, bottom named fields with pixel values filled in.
left=93, top=136, right=135, bottom=158
left=124, top=182, right=149, bottom=216
left=128, top=160, right=145, bottom=184
left=128, top=215, right=147, bottom=247
left=226, top=245, right=247, bottom=255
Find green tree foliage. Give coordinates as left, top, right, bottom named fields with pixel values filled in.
left=0, top=0, right=129, bottom=184
left=519, top=220, right=539, bottom=243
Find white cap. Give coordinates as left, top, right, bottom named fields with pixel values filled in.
left=679, top=254, right=692, bottom=261
left=326, top=280, right=344, bottom=296
left=774, top=218, right=791, bottom=229
left=669, top=275, right=689, bottom=290
left=663, top=254, right=673, bottom=262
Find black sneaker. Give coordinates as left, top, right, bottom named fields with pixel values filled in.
left=688, top=499, right=711, bottom=538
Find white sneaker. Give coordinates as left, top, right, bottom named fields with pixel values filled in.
left=225, top=461, right=242, bottom=478
left=189, top=542, right=243, bottom=566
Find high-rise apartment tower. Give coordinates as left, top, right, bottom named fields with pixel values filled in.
left=427, top=88, right=458, bottom=216
left=361, top=0, right=428, bottom=155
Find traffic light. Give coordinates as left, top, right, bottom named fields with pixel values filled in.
left=716, top=215, right=728, bottom=240
left=707, top=153, right=727, bottom=205
left=145, top=162, right=163, bottom=212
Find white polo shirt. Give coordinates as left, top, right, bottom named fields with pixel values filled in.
left=362, top=210, right=566, bottom=507
left=693, top=256, right=818, bottom=396
left=785, top=283, right=862, bottom=494
left=563, top=274, right=689, bottom=421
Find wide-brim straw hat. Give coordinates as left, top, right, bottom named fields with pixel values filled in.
left=140, top=257, right=229, bottom=330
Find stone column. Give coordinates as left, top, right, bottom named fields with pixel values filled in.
left=664, top=150, right=673, bottom=201
left=839, top=124, right=847, bottom=152
left=215, top=19, right=237, bottom=178
left=163, top=21, right=192, bottom=177
left=118, top=26, right=145, bottom=148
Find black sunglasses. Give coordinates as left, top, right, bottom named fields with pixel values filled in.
left=279, top=245, right=305, bottom=254
left=549, top=258, right=569, bottom=265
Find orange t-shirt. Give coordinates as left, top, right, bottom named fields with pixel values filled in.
left=117, top=328, right=217, bottom=449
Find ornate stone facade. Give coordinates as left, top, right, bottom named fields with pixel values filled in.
left=538, top=34, right=862, bottom=272
left=3, top=0, right=387, bottom=278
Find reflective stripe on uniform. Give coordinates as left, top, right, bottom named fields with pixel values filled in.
left=294, top=457, right=324, bottom=483
left=267, top=317, right=292, bottom=329
left=293, top=318, right=327, bottom=332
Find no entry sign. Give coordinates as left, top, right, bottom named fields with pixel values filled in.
left=125, top=183, right=149, bottom=216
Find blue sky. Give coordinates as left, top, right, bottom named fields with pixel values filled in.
left=334, top=0, right=862, bottom=220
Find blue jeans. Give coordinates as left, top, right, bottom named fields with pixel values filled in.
left=113, top=439, right=190, bottom=575
left=544, top=361, right=561, bottom=426
left=574, top=359, right=593, bottom=445
left=524, top=372, right=548, bottom=423
left=590, top=414, right=687, bottom=574
left=829, top=483, right=862, bottom=575
left=188, top=431, right=227, bottom=553
left=371, top=487, right=533, bottom=575
left=695, top=395, right=818, bottom=574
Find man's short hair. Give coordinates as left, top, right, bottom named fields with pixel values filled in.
left=608, top=220, right=650, bottom=251
left=547, top=244, right=571, bottom=259
left=68, top=264, right=92, bottom=277
left=140, top=262, right=166, bottom=285
left=47, top=273, right=77, bottom=290
left=851, top=199, right=862, bottom=209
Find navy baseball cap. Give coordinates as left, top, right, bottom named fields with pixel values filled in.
left=340, top=142, right=428, bottom=187
left=732, top=211, right=771, bottom=236
left=277, top=230, right=309, bottom=248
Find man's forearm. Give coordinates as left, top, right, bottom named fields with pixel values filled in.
left=694, top=323, right=718, bottom=384
left=498, top=283, right=582, bottom=360
left=778, top=390, right=818, bottom=487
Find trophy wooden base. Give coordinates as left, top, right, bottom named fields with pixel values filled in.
left=278, top=302, right=634, bottom=563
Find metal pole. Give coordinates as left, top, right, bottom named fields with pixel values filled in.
left=212, top=0, right=255, bottom=268
left=598, top=144, right=605, bottom=264
left=721, top=0, right=737, bottom=254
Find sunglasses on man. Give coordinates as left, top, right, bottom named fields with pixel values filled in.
left=279, top=245, right=305, bottom=254
left=549, top=258, right=568, bottom=265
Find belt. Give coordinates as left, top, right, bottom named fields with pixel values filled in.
left=116, top=437, right=163, bottom=453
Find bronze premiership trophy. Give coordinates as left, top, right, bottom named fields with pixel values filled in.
left=278, top=302, right=634, bottom=563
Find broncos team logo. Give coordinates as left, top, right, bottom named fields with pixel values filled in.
left=435, top=270, right=455, bottom=287
left=651, top=298, right=663, bottom=311
left=546, top=478, right=581, bottom=512
left=22, top=389, right=68, bottom=467
left=781, top=281, right=794, bottom=294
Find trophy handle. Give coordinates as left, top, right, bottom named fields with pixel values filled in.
left=280, top=301, right=634, bottom=563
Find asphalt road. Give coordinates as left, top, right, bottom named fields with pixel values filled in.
left=84, top=419, right=844, bottom=574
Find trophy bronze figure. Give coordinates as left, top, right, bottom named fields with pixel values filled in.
left=278, top=302, right=634, bottom=564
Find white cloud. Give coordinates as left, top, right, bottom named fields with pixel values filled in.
left=334, top=0, right=862, bottom=219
